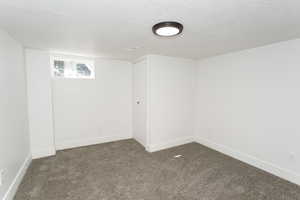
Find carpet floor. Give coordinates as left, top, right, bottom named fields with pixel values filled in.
left=14, top=139, right=300, bottom=200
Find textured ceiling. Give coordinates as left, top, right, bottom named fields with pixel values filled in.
left=0, top=0, right=300, bottom=61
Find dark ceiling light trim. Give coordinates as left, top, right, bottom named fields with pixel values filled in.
left=152, top=21, right=183, bottom=37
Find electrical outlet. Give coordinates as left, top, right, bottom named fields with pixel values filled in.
left=0, top=169, right=5, bottom=187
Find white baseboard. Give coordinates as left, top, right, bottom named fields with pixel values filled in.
left=195, top=137, right=300, bottom=186
left=146, top=137, right=194, bottom=153
left=3, top=155, right=32, bottom=200
left=133, top=137, right=147, bottom=149
left=32, top=146, right=56, bottom=159
left=55, top=135, right=132, bottom=151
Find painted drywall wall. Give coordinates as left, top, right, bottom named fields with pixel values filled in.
left=52, top=58, right=133, bottom=150
left=25, top=49, right=56, bottom=158
left=25, top=49, right=132, bottom=154
left=0, top=30, right=31, bottom=200
left=133, top=58, right=148, bottom=147
left=147, top=55, right=196, bottom=151
left=195, top=39, right=300, bottom=185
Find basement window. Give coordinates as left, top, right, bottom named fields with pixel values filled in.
left=51, top=56, right=95, bottom=79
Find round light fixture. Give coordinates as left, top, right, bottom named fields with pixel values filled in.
left=152, top=21, right=183, bottom=37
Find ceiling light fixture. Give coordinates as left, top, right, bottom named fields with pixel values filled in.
left=152, top=21, right=183, bottom=37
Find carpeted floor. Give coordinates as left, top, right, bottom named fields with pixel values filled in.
left=14, top=139, right=300, bottom=200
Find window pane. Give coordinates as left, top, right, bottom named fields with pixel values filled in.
left=76, top=63, right=91, bottom=77
left=51, top=57, right=95, bottom=79
left=53, top=60, right=65, bottom=77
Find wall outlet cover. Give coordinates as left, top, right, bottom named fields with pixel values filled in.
left=0, top=169, right=4, bottom=186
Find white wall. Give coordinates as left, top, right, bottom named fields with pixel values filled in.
left=147, top=55, right=196, bottom=151
left=195, top=39, right=300, bottom=185
left=133, top=58, right=148, bottom=147
left=0, top=30, right=31, bottom=200
left=26, top=49, right=56, bottom=158
left=52, top=58, right=133, bottom=150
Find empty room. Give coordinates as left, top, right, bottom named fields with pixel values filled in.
left=1, top=0, right=300, bottom=199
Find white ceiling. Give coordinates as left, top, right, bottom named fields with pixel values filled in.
left=0, top=0, right=300, bottom=61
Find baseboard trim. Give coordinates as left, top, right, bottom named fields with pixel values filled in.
left=195, top=137, right=300, bottom=186
left=133, top=137, right=147, bottom=149
left=32, top=146, right=56, bottom=159
left=3, top=154, right=32, bottom=200
left=146, top=137, right=194, bottom=153
left=55, top=135, right=132, bottom=151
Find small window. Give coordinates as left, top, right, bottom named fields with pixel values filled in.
left=51, top=56, right=95, bottom=79
left=53, top=60, right=65, bottom=77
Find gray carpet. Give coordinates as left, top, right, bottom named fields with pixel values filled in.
left=14, top=139, right=300, bottom=200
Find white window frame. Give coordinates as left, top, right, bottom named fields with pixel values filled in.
left=50, top=55, right=95, bottom=79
